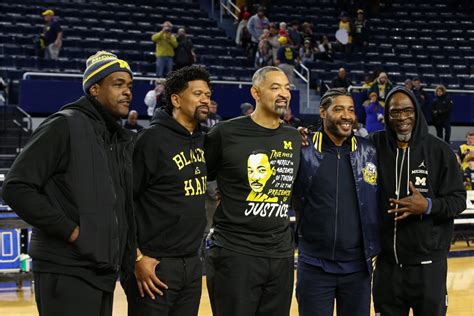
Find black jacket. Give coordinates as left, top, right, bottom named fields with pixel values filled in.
left=370, top=87, right=466, bottom=265
left=133, top=108, right=207, bottom=258
left=3, top=96, right=136, bottom=292
left=431, top=94, right=453, bottom=125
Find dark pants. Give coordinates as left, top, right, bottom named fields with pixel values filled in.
left=435, top=121, right=451, bottom=143
left=206, top=246, right=294, bottom=316
left=373, top=258, right=448, bottom=316
left=296, top=261, right=371, bottom=316
left=127, top=255, right=202, bottom=316
left=34, top=272, right=113, bottom=316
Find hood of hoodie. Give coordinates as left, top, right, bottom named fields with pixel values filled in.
left=150, top=106, right=203, bottom=139
left=60, top=95, right=133, bottom=141
left=383, top=86, right=429, bottom=150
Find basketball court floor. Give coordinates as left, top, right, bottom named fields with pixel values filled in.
left=0, top=243, right=473, bottom=316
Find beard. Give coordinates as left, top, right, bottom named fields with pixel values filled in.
left=397, top=133, right=411, bottom=142
left=325, top=118, right=353, bottom=139
left=193, top=105, right=209, bottom=123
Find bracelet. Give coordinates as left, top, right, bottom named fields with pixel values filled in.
left=136, top=254, right=144, bottom=262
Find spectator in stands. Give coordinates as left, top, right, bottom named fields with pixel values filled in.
left=3, top=51, right=136, bottom=316
left=174, top=28, right=195, bottom=71
left=316, top=35, right=334, bottom=62
left=240, top=102, right=254, bottom=116
left=331, top=67, right=352, bottom=89
left=336, top=12, right=352, bottom=55
left=237, top=4, right=250, bottom=22
left=404, top=78, right=413, bottom=90
left=368, top=72, right=392, bottom=106
left=294, top=88, right=379, bottom=316
left=144, top=79, right=165, bottom=118
left=299, top=39, right=315, bottom=67
left=282, top=107, right=303, bottom=128
left=412, top=77, right=428, bottom=119
left=462, top=160, right=474, bottom=190
left=362, top=74, right=372, bottom=89
left=129, top=66, right=211, bottom=315
left=279, top=22, right=289, bottom=39
left=300, top=22, right=315, bottom=46
left=152, top=21, right=178, bottom=78
left=204, top=100, right=222, bottom=128
left=247, top=6, right=270, bottom=62
left=458, top=131, right=474, bottom=171
left=371, top=87, right=466, bottom=316
left=255, top=29, right=273, bottom=68
left=205, top=66, right=300, bottom=316
left=432, top=84, right=453, bottom=143
left=236, top=11, right=252, bottom=53
left=41, top=9, right=63, bottom=60
left=288, top=21, right=303, bottom=50
left=124, top=110, right=143, bottom=132
left=352, top=9, right=369, bottom=54
left=364, top=91, right=385, bottom=133
left=275, top=36, right=298, bottom=84
left=268, top=23, right=281, bottom=65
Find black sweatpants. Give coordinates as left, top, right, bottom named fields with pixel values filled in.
left=126, top=255, right=202, bottom=316
left=206, top=246, right=294, bottom=316
left=373, top=258, right=448, bottom=316
left=34, top=272, right=113, bottom=316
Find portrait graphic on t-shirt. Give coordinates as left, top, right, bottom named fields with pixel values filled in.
left=243, top=141, right=296, bottom=218
left=246, top=150, right=278, bottom=203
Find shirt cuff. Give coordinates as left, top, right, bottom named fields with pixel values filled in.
left=424, top=198, right=432, bottom=215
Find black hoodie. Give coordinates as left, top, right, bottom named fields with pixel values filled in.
left=370, top=87, right=465, bottom=265
left=133, top=107, right=207, bottom=258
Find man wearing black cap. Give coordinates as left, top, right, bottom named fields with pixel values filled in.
left=3, top=51, right=136, bottom=316
left=370, top=87, right=466, bottom=316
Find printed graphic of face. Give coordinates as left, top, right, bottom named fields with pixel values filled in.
left=247, top=152, right=272, bottom=193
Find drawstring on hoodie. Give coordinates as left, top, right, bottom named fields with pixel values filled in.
left=393, top=147, right=410, bottom=265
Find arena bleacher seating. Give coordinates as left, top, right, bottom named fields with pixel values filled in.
left=270, top=0, right=474, bottom=89
left=0, top=0, right=255, bottom=83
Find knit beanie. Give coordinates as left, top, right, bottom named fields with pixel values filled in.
left=82, top=51, right=133, bottom=94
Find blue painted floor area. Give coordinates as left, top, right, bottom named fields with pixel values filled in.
left=0, top=280, right=32, bottom=292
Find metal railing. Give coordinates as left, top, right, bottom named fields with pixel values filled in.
left=219, top=0, right=240, bottom=22
left=294, top=64, right=311, bottom=108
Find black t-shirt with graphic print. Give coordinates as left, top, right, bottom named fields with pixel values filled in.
left=205, top=116, right=301, bottom=258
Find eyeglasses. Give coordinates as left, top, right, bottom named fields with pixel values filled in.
left=389, top=108, right=415, bottom=119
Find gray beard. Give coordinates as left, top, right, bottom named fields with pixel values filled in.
left=397, top=133, right=411, bottom=142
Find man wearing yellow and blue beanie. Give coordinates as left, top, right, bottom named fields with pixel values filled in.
left=3, top=51, right=136, bottom=316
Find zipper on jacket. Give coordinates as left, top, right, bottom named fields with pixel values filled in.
left=108, top=142, right=120, bottom=270
left=332, top=147, right=341, bottom=260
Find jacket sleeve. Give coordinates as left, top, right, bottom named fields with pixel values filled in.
left=430, top=148, right=466, bottom=220
left=132, top=131, right=155, bottom=200
left=2, top=116, right=77, bottom=241
left=170, top=34, right=178, bottom=48
left=247, top=17, right=257, bottom=39
left=204, top=124, right=223, bottom=181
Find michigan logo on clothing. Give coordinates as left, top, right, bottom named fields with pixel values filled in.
left=363, top=162, right=377, bottom=185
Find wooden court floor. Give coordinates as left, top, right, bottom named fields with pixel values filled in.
left=1, top=256, right=473, bottom=316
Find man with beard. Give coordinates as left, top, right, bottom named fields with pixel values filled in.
left=370, top=87, right=465, bottom=316
left=205, top=66, right=301, bottom=316
left=293, top=88, right=380, bottom=316
left=3, top=51, right=135, bottom=316
left=128, top=66, right=211, bottom=315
